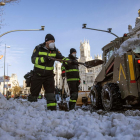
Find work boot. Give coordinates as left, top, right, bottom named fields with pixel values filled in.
left=69, top=102, right=76, bottom=110
left=28, top=94, right=37, bottom=102
left=47, top=106, right=57, bottom=111
left=45, top=93, right=56, bottom=111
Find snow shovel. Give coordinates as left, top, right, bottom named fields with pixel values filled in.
left=58, top=77, right=68, bottom=111
left=47, top=56, right=104, bottom=68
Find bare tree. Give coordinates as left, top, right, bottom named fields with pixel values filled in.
left=0, top=0, right=20, bottom=3
left=0, top=0, right=20, bottom=26
left=0, top=0, right=20, bottom=44
left=10, top=85, right=21, bottom=96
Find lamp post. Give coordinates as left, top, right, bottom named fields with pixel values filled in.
left=0, top=26, right=45, bottom=38
left=7, top=64, right=11, bottom=77
left=0, top=26, right=44, bottom=95
left=6, top=64, right=11, bottom=97
left=3, top=45, right=10, bottom=95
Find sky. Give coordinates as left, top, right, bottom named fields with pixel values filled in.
left=0, top=0, right=140, bottom=86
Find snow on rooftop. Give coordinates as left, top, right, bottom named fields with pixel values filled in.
left=0, top=93, right=140, bottom=140
left=115, top=38, right=140, bottom=56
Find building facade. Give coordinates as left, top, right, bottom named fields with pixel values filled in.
left=0, top=74, right=19, bottom=95
left=128, top=9, right=140, bottom=38
left=54, top=62, right=69, bottom=93
left=23, top=80, right=30, bottom=95
left=78, top=40, right=102, bottom=91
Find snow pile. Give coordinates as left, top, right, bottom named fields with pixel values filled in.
left=115, top=38, right=140, bottom=56
left=125, top=110, right=140, bottom=116
left=0, top=93, right=140, bottom=140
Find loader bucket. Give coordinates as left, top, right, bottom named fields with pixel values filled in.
left=85, top=59, right=104, bottom=67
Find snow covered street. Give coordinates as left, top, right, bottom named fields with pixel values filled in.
left=0, top=94, right=140, bottom=140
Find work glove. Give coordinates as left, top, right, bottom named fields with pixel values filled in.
left=45, top=56, right=49, bottom=61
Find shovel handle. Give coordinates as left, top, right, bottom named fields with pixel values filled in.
left=48, top=56, right=90, bottom=67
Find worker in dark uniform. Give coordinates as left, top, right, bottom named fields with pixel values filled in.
left=61, top=48, right=80, bottom=110
left=28, top=34, right=65, bottom=111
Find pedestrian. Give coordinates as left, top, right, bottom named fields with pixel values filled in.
left=28, top=34, right=65, bottom=111
left=63, top=89, right=67, bottom=101
left=55, top=86, right=59, bottom=101
left=61, top=48, right=80, bottom=110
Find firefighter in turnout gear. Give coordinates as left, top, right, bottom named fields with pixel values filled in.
left=28, top=34, right=65, bottom=111
left=61, top=48, right=80, bottom=110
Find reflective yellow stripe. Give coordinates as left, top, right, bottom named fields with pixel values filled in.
left=35, top=57, right=39, bottom=65
left=38, top=95, right=41, bottom=99
left=39, top=52, right=56, bottom=57
left=40, top=57, right=45, bottom=63
left=62, top=58, right=70, bottom=65
left=34, top=64, right=54, bottom=70
left=47, top=103, right=57, bottom=107
left=70, top=99, right=76, bottom=102
left=65, top=59, right=70, bottom=65
left=67, top=78, right=80, bottom=81
left=62, top=58, right=69, bottom=60
left=119, top=63, right=126, bottom=81
left=66, top=69, right=79, bottom=72
left=65, top=58, right=70, bottom=61
left=128, top=55, right=135, bottom=80
left=61, top=66, right=65, bottom=70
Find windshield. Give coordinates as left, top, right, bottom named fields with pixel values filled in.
left=133, top=45, right=140, bottom=53
left=105, top=47, right=114, bottom=63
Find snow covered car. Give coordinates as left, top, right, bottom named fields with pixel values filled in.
left=90, top=36, right=140, bottom=111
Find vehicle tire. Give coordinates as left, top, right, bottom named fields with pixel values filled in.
left=101, top=83, right=123, bottom=111
left=90, top=84, right=103, bottom=110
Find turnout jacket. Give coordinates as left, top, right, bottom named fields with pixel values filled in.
left=32, top=43, right=64, bottom=76
left=61, top=54, right=80, bottom=81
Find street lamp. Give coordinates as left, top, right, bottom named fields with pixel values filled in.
left=82, top=24, right=119, bottom=38
left=0, top=26, right=45, bottom=38
left=6, top=64, right=11, bottom=97
left=3, top=45, right=10, bottom=95
left=0, top=2, right=5, bottom=6
left=7, top=64, right=11, bottom=77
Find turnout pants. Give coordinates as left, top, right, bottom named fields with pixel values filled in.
left=68, top=81, right=79, bottom=110
left=29, top=74, right=56, bottom=110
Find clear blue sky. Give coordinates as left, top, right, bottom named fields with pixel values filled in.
left=0, top=0, right=140, bottom=85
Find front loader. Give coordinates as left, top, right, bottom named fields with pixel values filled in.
left=82, top=24, right=140, bottom=111
left=90, top=36, right=140, bottom=111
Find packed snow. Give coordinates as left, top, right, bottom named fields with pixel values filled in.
left=115, top=38, right=140, bottom=56
left=0, top=93, right=140, bottom=140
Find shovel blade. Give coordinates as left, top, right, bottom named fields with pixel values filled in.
left=85, top=59, right=104, bottom=68
left=58, top=102, right=68, bottom=111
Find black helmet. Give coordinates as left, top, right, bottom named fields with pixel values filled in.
left=70, top=48, right=76, bottom=54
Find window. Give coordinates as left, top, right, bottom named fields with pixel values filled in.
left=81, top=51, right=84, bottom=57
left=133, top=45, right=140, bottom=54
left=88, top=51, right=90, bottom=57
left=105, top=47, right=114, bottom=63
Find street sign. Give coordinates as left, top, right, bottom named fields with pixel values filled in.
left=0, top=76, right=10, bottom=82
